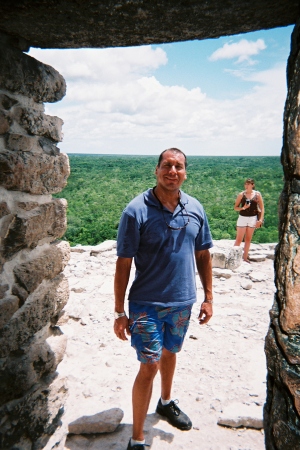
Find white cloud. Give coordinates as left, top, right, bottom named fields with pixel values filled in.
left=30, top=47, right=167, bottom=82
left=29, top=45, right=286, bottom=156
left=209, top=39, right=266, bottom=64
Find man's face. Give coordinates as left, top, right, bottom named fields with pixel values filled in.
left=155, top=150, right=187, bottom=191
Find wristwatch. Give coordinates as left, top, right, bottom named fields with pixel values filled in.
left=114, top=311, right=126, bottom=319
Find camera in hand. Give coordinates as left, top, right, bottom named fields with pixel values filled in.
left=246, top=199, right=251, bottom=205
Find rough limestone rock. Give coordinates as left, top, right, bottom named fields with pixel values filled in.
left=68, top=408, right=124, bottom=435
left=0, top=45, right=66, bottom=103
left=226, top=246, right=243, bottom=270
left=89, top=240, right=117, bottom=256
left=5, top=133, right=45, bottom=153
left=248, top=253, right=267, bottom=262
left=1, top=199, right=67, bottom=260
left=210, top=241, right=243, bottom=270
left=0, top=201, right=10, bottom=218
left=14, top=106, right=64, bottom=142
left=0, top=274, right=69, bottom=357
left=0, top=326, right=67, bottom=406
left=13, top=240, right=70, bottom=295
left=0, top=294, right=19, bottom=328
left=249, top=272, right=268, bottom=282
left=241, top=281, right=253, bottom=290
left=0, top=1, right=298, bottom=49
left=210, top=251, right=226, bottom=269
left=218, top=402, right=263, bottom=429
left=0, top=283, right=9, bottom=299
left=212, top=268, right=232, bottom=279
left=0, top=373, right=68, bottom=450
left=263, top=21, right=300, bottom=449
left=0, top=151, right=70, bottom=194
left=272, top=317, right=300, bottom=365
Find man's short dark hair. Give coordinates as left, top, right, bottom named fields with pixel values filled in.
left=157, top=148, right=187, bottom=168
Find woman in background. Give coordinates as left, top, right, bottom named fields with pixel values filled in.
left=234, top=178, right=264, bottom=263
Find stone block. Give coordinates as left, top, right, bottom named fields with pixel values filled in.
left=0, top=46, right=66, bottom=103
left=0, top=326, right=67, bottom=406
left=0, top=213, right=14, bottom=238
left=5, top=133, right=43, bottom=153
left=265, top=325, right=300, bottom=448
left=0, top=151, right=69, bottom=194
left=68, top=408, right=124, bottom=434
left=14, top=240, right=70, bottom=294
left=210, top=252, right=226, bottom=269
left=89, top=240, right=117, bottom=256
left=39, top=137, right=60, bottom=156
left=226, top=246, right=243, bottom=270
left=13, top=106, right=64, bottom=142
left=0, top=373, right=68, bottom=450
left=0, top=283, right=9, bottom=299
left=11, top=283, right=28, bottom=304
left=0, top=109, right=10, bottom=134
left=248, top=253, right=267, bottom=262
left=212, top=268, right=232, bottom=279
left=0, top=274, right=69, bottom=357
left=0, top=295, right=19, bottom=328
left=280, top=277, right=300, bottom=333
left=2, top=199, right=67, bottom=260
left=249, top=271, right=268, bottom=282
left=0, top=93, right=18, bottom=111
left=217, top=402, right=263, bottom=429
left=17, top=201, right=40, bottom=211
left=273, top=318, right=300, bottom=364
left=0, top=201, right=10, bottom=218
left=264, top=377, right=300, bottom=450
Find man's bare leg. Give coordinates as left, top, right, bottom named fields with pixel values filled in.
left=156, top=347, right=192, bottom=430
left=132, top=362, right=159, bottom=441
left=159, top=348, right=176, bottom=400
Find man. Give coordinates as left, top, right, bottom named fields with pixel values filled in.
left=114, top=148, right=213, bottom=450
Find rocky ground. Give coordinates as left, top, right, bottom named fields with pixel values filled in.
left=57, top=240, right=276, bottom=450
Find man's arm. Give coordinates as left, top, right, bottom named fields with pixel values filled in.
left=195, top=249, right=213, bottom=325
left=114, top=256, right=132, bottom=340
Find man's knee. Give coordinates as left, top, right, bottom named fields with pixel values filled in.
left=138, top=361, right=159, bottom=381
left=161, top=348, right=176, bottom=359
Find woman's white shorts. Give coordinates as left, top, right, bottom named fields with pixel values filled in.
left=237, top=215, right=257, bottom=228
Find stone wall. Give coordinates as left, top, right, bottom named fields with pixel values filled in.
left=0, top=39, right=70, bottom=449
left=264, top=21, right=300, bottom=450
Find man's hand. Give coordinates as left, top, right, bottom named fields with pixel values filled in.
left=114, top=315, right=131, bottom=340
left=198, top=301, right=213, bottom=325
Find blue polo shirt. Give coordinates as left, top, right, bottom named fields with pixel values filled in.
left=117, top=188, right=213, bottom=307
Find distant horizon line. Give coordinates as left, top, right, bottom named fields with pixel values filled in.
left=66, top=153, right=280, bottom=158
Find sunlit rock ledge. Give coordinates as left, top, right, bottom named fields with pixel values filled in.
left=69, top=239, right=276, bottom=270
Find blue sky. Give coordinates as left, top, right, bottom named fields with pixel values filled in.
left=29, top=25, right=293, bottom=157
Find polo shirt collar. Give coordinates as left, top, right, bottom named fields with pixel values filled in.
left=144, top=188, right=189, bottom=207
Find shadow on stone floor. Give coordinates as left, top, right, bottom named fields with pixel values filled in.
left=65, top=413, right=174, bottom=449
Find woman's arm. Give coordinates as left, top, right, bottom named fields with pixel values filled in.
left=257, top=192, right=265, bottom=226
left=234, top=192, right=247, bottom=212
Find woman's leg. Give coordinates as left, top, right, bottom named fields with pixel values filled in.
left=243, top=226, right=256, bottom=261
left=234, top=226, right=246, bottom=246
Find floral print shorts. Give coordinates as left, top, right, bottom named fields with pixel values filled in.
left=129, top=302, right=192, bottom=364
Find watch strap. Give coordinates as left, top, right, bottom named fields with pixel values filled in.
left=114, top=311, right=126, bottom=319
